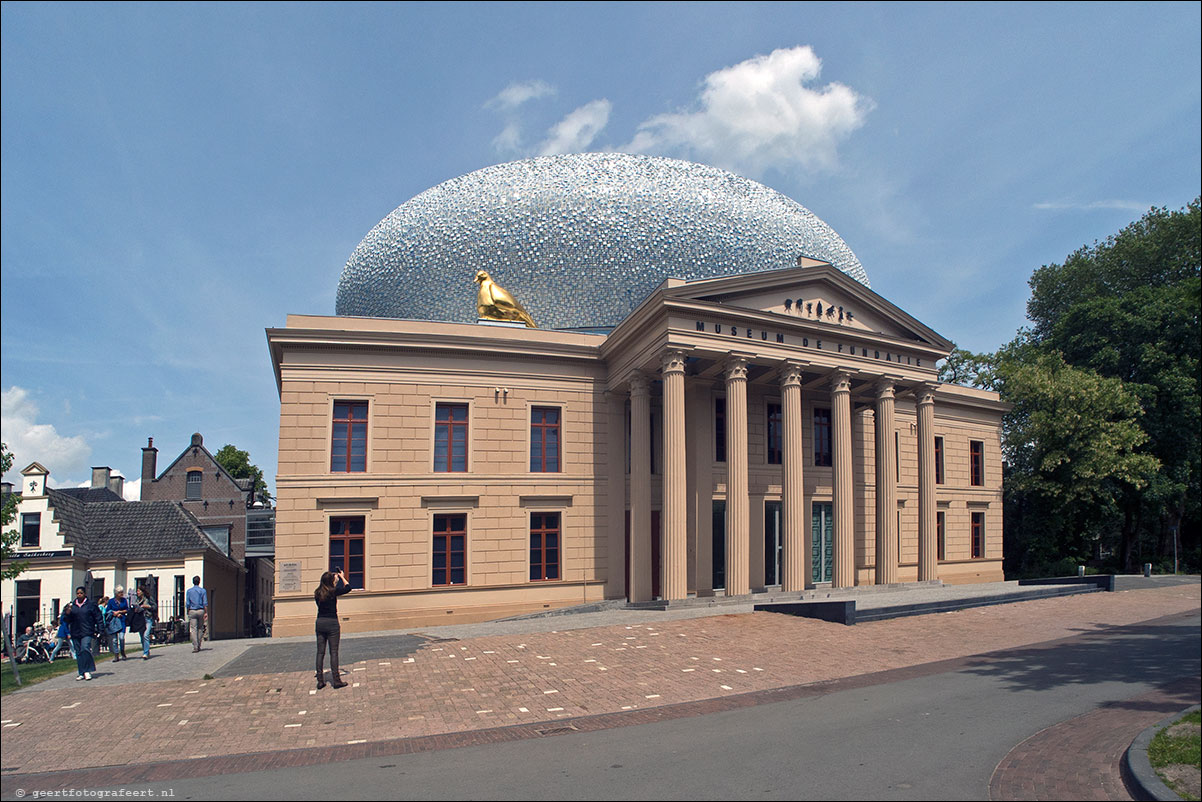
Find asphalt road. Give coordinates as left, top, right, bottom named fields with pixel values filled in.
left=46, top=611, right=1198, bottom=801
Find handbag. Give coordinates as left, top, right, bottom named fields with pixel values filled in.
left=129, top=608, right=146, bottom=633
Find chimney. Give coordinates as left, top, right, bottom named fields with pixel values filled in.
left=141, top=437, right=158, bottom=499
left=108, top=475, right=125, bottom=499
left=90, top=466, right=112, bottom=490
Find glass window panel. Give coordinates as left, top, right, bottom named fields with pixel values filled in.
left=331, top=454, right=346, bottom=472
left=334, top=402, right=349, bottom=418
left=436, top=406, right=450, bottom=421
left=452, top=454, right=466, bottom=471
left=332, top=422, right=347, bottom=441
left=546, top=532, right=558, bottom=548
left=530, top=532, right=542, bottom=548
left=433, top=552, right=446, bottom=569
left=453, top=406, right=467, bottom=421
left=349, top=555, right=364, bottom=573
left=547, top=457, right=558, bottom=472
left=450, top=552, right=465, bottom=569
left=450, top=567, right=465, bottom=584
left=547, top=564, right=559, bottom=580
left=349, top=538, right=364, bottom=554
left=433, top=567, right=446, bottom=585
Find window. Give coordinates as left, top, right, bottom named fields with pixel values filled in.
left=895, top=431, right=900, bottom=483
left=186, top=470, right=202, bottom=500
left=20, top=513, right=40, bottom=548
left=970, top=441, right=984, bottom=486
left=331, top=401, right=368, bottom=472
left=329, top=516, right=365, bottom=589
left=813, top=408, right=832, bottom=467
left=434, top=403, right=468, bottom=472
left=714, top=397, right=727, bottom=462
left=201, top=525, right=231, bottom=555
left=935, top=437, right=944, bottom=484
left=529, top=512, right=560, bottom=581
left=971, top=512, right=985, bottom=558
left=432, top=513, right=466, bottom=586
left=530, top=407, right=561, bottom=472
left=766, top=403, right=782, bottom=464
left=174, top=576, right=186, bottom=619
left=937, top=511, right=946, bottom=561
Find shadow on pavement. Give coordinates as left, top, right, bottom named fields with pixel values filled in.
left=213, top=633, right=431, bottom=677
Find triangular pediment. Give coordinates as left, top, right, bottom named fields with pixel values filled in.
left=664, top=264, right=952, bottom=349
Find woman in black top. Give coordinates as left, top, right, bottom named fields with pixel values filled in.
left=314, top=569, right=351, bottom=689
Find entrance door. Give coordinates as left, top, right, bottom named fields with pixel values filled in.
left=624, top=510, right=662, bottom=600
left=764, top=501, right=782, bottom=586
left=811, top=503, right=834, bottom=584
left=15, top=580, right=41, bottom=633
left=712, top=501, right=726, bottom=591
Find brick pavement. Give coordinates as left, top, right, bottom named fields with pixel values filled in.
left=990, top=677, right=1200, bottom=801
left=0, top=584, right=1197, bottom=791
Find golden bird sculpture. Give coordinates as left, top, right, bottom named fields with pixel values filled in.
left=475, top=270, right=537, bottom=328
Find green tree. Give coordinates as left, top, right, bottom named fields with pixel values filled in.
left=1, top=443, right=29, bottom=581
left=213, top=444, right=273, bottom=505
left=1024, top=199, right=1200, bottom=571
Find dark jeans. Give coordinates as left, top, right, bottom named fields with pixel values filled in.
left=315, top=617, right=341, bottom=682
left=71, top=635, right=96, bottom=675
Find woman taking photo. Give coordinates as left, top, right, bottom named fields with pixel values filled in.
left=314, top=569, right=351, bottom=689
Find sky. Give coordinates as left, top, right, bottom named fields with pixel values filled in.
left=2, top=1, right=1199, bottom=498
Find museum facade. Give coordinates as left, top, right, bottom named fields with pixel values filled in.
left=268, top=254, right=1006, bottom=636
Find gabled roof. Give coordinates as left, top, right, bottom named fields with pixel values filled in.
left=152, top=435, right=251, bottom=502
left=21, top=461, right=50, bottom=475
left=55, top=486, right=124, bottom=504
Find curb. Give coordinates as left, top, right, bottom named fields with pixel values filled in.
left=1122, top=703, right=1200, bottom=801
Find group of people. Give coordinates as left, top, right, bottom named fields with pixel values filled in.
left=56, top=583, right=158, bottom=680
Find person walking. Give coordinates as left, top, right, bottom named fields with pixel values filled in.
left=61, top=586, right=102, bottom=680
left=314, top=569, right=351, bottom=689
left=48, top=615, right=75, bottom=662
left=132, top=585, right=156, bottom=659
left=95, top=595, right=111, bottom=658
left=185, top=576, right=208, bottom=652
left=106, top=586, right=131, bottom=661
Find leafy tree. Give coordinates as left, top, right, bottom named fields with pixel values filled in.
left=214, top=444, right=273, bottom=506
left=938, top=347, right=996, bottom=390
left=1, top=443, right=29, bottom=581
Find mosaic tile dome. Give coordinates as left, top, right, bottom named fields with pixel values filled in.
left=336, top=153, right=868, bottom=330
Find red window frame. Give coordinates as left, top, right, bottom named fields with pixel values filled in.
left=935, top=437, right=944, bottom=485
left=971, top=512, right=985, bottom=558
left=937, top=511, right=945, bottom=561
left=530, top=407, right=561, bottom=472
left=529, top=512, right=561, bottom=581
left=331, top=401, right=368, bottom=473
left=813, top=408, right=832, bottom=467
left=434, top=403, right=469, bottom=472
left=970, top=441, right=984, bottom=486
left=766, top=403, right=782, bottom=464
left=432, top=513, right=467, bottom=586
left=329, top=516, right=365, bottom=589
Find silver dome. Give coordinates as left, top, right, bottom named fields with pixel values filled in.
left=336, top=153, right=868, bottom=330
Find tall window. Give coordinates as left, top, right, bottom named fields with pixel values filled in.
left=813, top=408, right=832, bottom=467
left=435, top=403, right=469, bottom=472
left=937, top=511, right=946, bottom=561
left=186, top=470, right=203, bottom=500
left=331, top=401, right=368, bottom=473
left=20, top=513, right=40, bottom=548
left=529, top=512, right=560, bottom=581
left=971, top=511, right=985, bottom=558
left=766, top=403, right=782, bottom=464
left=970, top=441, right=984, bottom=486
left=432, top=513, right=466, bottom=586
left=174, top=576, right=185, bottom=619
left=714, top=397, right=727, bottom=462
left=530, top=407, right=561, bottom=472
left=935, top=437, right=945, bottom=484
left=329, top=516, right=365, bottom=589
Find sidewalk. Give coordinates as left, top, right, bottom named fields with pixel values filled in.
left=1, top=581, right=1198, bottom=792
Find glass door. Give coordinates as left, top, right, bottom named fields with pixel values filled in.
left=764, top=501, right=782, bottom=586
left=811, top=502, right=833, bottom=584
left=712, top=501, right=726, bottom=592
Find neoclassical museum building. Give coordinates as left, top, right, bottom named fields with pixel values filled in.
left=267, top=153, right=1006, bottom=636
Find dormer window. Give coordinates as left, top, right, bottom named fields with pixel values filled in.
left=186, top=470, right=203, bottom=500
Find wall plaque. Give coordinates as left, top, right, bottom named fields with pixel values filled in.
left=278, top=560, right=302, bottom=593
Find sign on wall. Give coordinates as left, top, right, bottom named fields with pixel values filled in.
left=278, top=561, right=302, bottom=593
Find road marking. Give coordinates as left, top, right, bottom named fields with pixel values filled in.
left=61, top=703, right=81, bottom=709
left=347, top=739, right=366, bottom=744
left=645, top=694, right=660, bottom=699
left=721, top=685, right=733, bottom=690
left=284, top=723, right=302, bottom=728
left=157, top=703, right=173, bottom=707
left=544, top=689, right=559, bottom=694
left=518, top=707, right=529, bottom=712
left=547, top=707, right=564, bottom=712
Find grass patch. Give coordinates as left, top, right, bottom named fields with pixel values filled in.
left=1, top=652, right=116, bottom=695
left=1149, top=710, right=1201, bottom=801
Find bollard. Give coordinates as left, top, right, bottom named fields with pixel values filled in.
left=1143, top=563, right=1152, bottom=578
left=1077, top=566, right=1085, bottom=577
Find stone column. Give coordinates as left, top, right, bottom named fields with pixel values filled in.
left=831, top=371, right=855, bottom=588
left=629, top=373, right=653, bottom=602
left=724, top=357, right=750, bottom=596
left=661, top=350, right=688, bottom=600
left=916, top=384, right=937, bottom=581
left=874, top=379, right=898, bottom=584
left=780, top=362, right=807, bottom=592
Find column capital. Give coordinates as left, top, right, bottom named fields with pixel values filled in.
left=874, top=378, right=896, bottom=400
left=628, top=372, right=650, bottom=396
left=724, top=356, right=750, bottom=382
left=661, top=349, right=688, bottom=375
left=829, top=370, right=852, bottom=394
left=915, top=382, right=938, bottom=406
left=779, top=361, right=804, bottom=388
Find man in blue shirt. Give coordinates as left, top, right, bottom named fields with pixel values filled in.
left=185, top=576, right=208, bottom=653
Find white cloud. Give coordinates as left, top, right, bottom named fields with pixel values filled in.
left=486, top=80, right=556, bottom=110
left=1032, top=200, right=1149, bottom=212
left=536, top=99, right=612, bottom=155
left=625, top=46, right=872, bottom=176
left=1, top=386, right=92, bottom=482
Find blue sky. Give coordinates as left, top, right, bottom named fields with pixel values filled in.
left=2, top=1, right=1199, bottom=497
